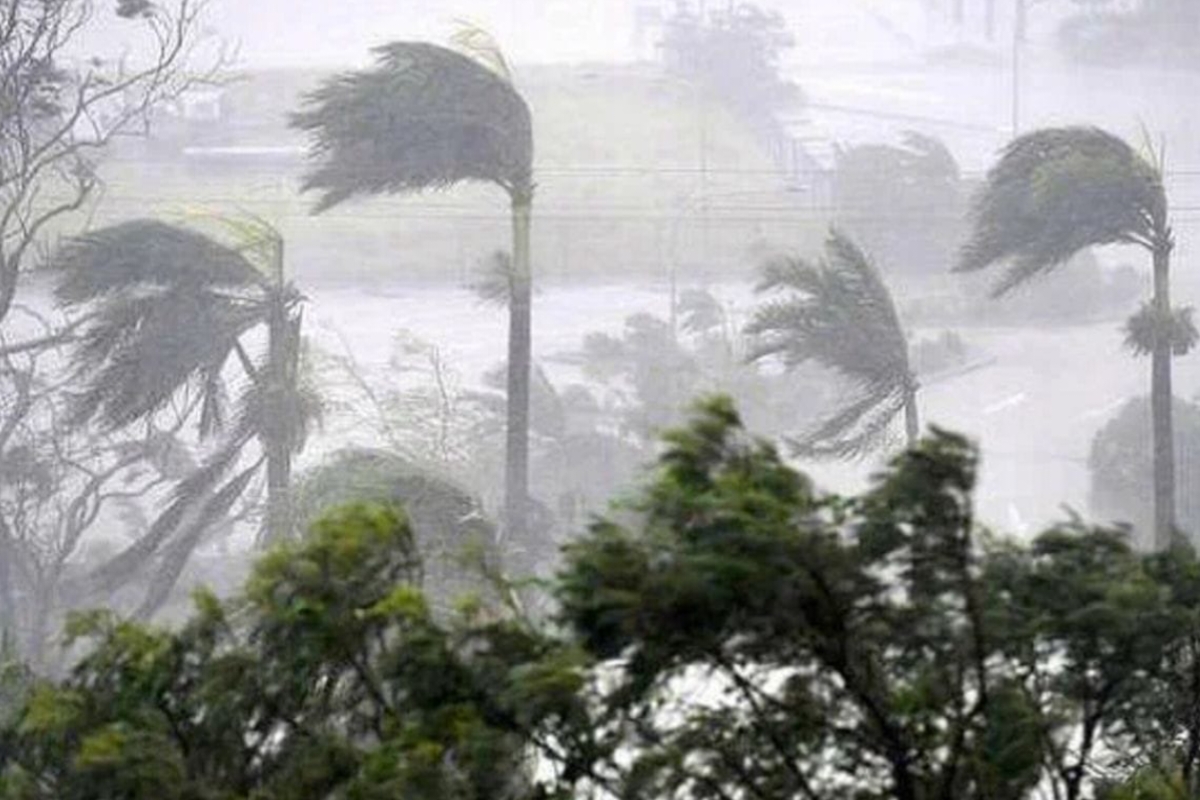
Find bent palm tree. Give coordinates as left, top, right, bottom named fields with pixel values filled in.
left=52, top=219, right=315, bottom=615
left=747, top=229, right=918, bottom=458
left=291, top=39, right=536, bottom=540
left=957, top=126, right=1181, bottom=548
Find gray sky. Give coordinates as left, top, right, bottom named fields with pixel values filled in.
left=193, top=0, right=946, bottom=69
left=203, top=0, right=645, bottom=67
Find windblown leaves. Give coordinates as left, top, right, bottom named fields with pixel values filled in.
left=292, top=41, right=534, bottom=211
left=958, top=126, right=1168, bottom=295
left=747, top=228, right=914, bottom=457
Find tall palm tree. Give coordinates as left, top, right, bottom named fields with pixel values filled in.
left=52, top=219, right=315, bottom=615
left=747, top=228, right=919, bottom=458
left=291, top=39, right=536, bottom=540
left=957, top=126, right=1181, bottom=549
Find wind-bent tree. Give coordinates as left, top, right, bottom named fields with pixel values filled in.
left=51, top=219, right=315, bottom=616
left=291, top=39, right=536, bottom=540
left=958, top=126, right=1182, bottom=548
left=0, top=0, right=216, bottom=328
left=747, top=228, right=919, bottom=457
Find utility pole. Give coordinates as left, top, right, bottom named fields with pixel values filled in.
left=1011, top=0, right=1026, bottom=138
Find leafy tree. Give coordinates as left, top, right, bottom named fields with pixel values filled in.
left=0, top=504, right=570, bottom=799
left=958, top=126, right=1184, bottom=549
left=553, top=397, right=1200, bottom=800
left=291, top=38, right=537, bottom=542
left=50, top=219, right=318, bottom=617
left=15, top=399, right=1200, bottom=799
left=291, top=448, right=500, bottom=616
left=747, top=228, right=920, bottom=457
left=556, top=398, right=1030, bottom=800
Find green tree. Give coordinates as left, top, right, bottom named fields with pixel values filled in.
left=958, top=126, right=1184, bottom=548
left=747, top=228, right=920, bottom=456
left=51, top=219, right=317, bottom=616
left=14, top=399, right=1200, bottom=799
left=291, top=448, right=500, bottom=616
left=0, top=504, right=569, bottom=799
left=556, top=398, right=1038, bottom=799
left=291, top=39, right=537, bottom=542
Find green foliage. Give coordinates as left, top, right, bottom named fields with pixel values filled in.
left=291, top=450, right=499, bottom=615
left=555, top=397, right=1200, bottom=800
left=12, top=402, right=1200, bottom=799
left=0, top=502, right=576, bottom=799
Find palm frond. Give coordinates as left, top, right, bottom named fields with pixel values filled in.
left=788, top=385, right=907, bottom=460
left=470, top=250, right=514, bottom=308
left=73, top=399, right=261, bottom=604
left=53, top=220, right=265, bottom=304
left=291, top=41, right=534, bottom=212
left=958, top=126, right=1166, bottom=295
left=134, top=459, right=264, bottom=620
left=1124, top=303, right=1199, bottom=357
left=65, top=288, right=265, bottom=430
left=747, top=229, right=911, bottom=390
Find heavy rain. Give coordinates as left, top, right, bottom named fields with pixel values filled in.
left=1, top=1, right=1200, bottom=797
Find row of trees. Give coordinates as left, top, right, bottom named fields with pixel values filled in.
left=760, top=126, right=1185, bottom=550
left=2, top=399, right=1200, bottom=799
left=0, top=22, right=546, bottom=660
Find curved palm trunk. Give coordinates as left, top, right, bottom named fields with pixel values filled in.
left=903, top=383, right=920, bottom=449
left=504, top=188, right=533, bottom=540
left=1152, top=240, right=1176, bottom=549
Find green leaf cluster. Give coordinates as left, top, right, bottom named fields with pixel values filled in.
left=7, top=399, right=1200, bottom=799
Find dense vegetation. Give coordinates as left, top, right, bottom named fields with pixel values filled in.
left=1, top=5, right=1198, bottom=796
left=3, top=400, right=1200, bottom=799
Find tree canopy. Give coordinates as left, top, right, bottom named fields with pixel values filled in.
left=6, top=400, right=1200, bottom=799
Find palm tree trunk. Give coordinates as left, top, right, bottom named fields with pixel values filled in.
left=1152, top=240, right=1176, bottom=549
left=265, top=240, right=293, bottom=544
left=904, top=384, right=920, bottom=449
left=504, top=187, right=533, bottom=541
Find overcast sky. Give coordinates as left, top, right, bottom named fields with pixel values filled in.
left=184, top=0, right=941, bottom=69
left=200, top=0, right=646, bottom=67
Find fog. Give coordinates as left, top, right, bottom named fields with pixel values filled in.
left=3, top=0, right=1200, bottom=670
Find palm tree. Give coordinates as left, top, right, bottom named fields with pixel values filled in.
left=52, top=219, right=316, bottom=615
left=957, top=126, right=1181, bottom=549
left=291, top=39, right=536, bottom=540
left=746, top=228, right=919, bottom=458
